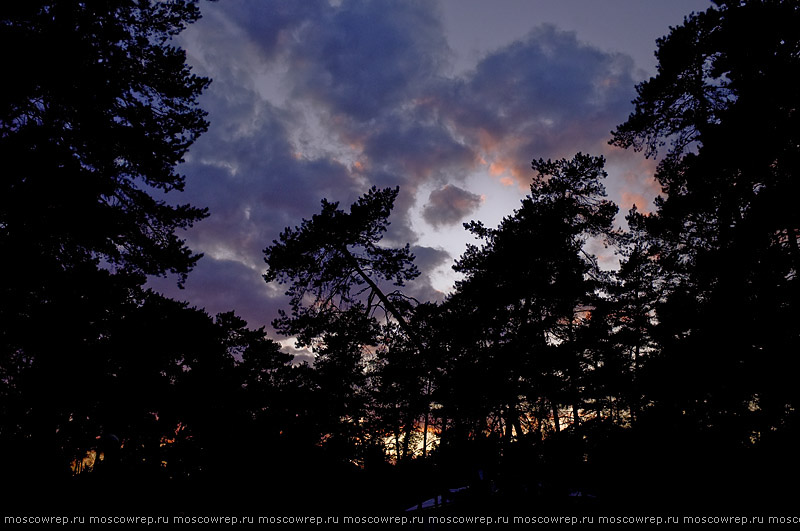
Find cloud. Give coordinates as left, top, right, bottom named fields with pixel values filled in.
left=370, top=245, right=452, bottom=306
left=156, top=0, right=650, bottom=334
left=360, top=117, right=475, bottom=182
left=423, top=185, right=484, bottom=227
left=412, top=245, right=452, bottom=273
left=177, top=87, right=358, bottom=270
left=227, top=0, right=330, bottom=62
left=603, top=146, right=660, bottom=217
left=149, top=256, right=282, bottom=331
left=620, top=191, right=651, bottom=214
left=406, top=245, right=452, bottom=303
left=433, top=24, right=638, bottom=186
left=281, top=0, right=451, bottom=121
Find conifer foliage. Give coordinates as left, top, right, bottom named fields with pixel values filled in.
left=2, top=0, right=798, bottom=514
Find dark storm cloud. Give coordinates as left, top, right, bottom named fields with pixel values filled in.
left=154, top=21, right=367, bottom=330
left=423, top=185, right=484, bottom=227
left=282, top=0, right=451, bottom=121
left=371, top=245, right=451, bottom=305
left=358, top=116, right=474, bottom=182
left=155, top=0, right=644, bottom=334
left=149, top=256, right=281, bottom=330
left=412, top=245, right=452, bottom=274
left=434, top=24, right=637, bottom=184
left=404, top=252, right=451, bottom=303
left=464, top=25, right=632, bottom=130
left=177, top=87, right=356, bottom=269
left=228, top=0, right=329, bottom=61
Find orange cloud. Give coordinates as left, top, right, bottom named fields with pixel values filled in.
left=612, top=151, right=659, bottom=192
left=620, top=191, right=651, bottom=214
left=348, top=141, right=365, bottom=151
left=487, top=158, right=528, bottom=190
left=489, top=162, right=506, bottom=176
left=508, top=163, right=528, bottom=186
left=477, top=128, right=499, bottom=152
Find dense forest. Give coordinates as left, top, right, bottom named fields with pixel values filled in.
left=1, top=0, right=798, bottom=515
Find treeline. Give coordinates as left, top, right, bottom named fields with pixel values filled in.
left=1, top=0, right=798, bottom=513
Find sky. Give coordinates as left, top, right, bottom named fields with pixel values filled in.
left=148, top=0, right=711, bottom=347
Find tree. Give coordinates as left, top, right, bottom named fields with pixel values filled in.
left=611, top=0, right=800, bottom=456
left=0, top=0, right=211, bottom=491
left=372, top=303, right=442, bottom=462
left=72, top=296, right=297, bottom=509
left=263, top=186, right=420, bottom=461
left=606, top=207, right=662, bottom=423
left=1, top=0, right=210, bottom=282
left=447, top=154, right=618, bottom=444
left=264, top=186, right=419, bottom=345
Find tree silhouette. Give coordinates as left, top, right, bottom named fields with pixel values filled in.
left=612, top=0, right=800, bottom=445
left=264, top=186, right=419, bottom=344
left=4, top=0, right=798, bottom=514
left=446, top=154, right=617, bottom=446
left=1, top=0, right=209, bottom=282
left=373, top=303, right=441, bottom=462
left=609, top=0, right=800, bottom=506
left=264, top=186, right=421, bottom=462
left=0, top=0, right=211, bottom=496
left=606, top=207, right=662, bottom=423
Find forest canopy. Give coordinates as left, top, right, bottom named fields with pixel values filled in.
left=1, top=0, right=798, bottom=514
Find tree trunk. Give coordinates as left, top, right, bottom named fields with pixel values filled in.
left=422, top=410, right=429, bottom=458
left=504, top=405, right=515, bottom=441
left=787, top=227, right=800, bottom=274
left=551, top=400, right=560, bottom=433
left=401, top=426, right=410, bottom=461
left=395, top=430, right=401, bottom=462
left=631, top=343, right=640, bottom=424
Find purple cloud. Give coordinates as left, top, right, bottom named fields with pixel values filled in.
left=149, top=256, right=281, bottom=331
left=433, top=24, right=637, bottom=185
left=153, top=0, right=648, bottom=339
left=281, top=0, right=450, bottom=121
left=423, top=185, right=484, bottom=227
